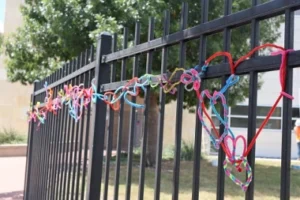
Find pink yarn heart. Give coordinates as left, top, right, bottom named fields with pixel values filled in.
left=198, top=89, right=230, bottom=149
left=224, top=135, right=247, bottom=163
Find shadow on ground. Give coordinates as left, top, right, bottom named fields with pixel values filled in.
left=0, top=191, right=23, bottom=200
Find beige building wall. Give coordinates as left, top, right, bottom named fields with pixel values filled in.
left=163, top=101, right=211, bottom=154
left=0, top=0, right=32, bottom=134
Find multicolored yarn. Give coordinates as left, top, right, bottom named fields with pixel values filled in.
left=194, top=44, right=294, bottom=191
left=224, top=156, right=252, bottom=192
left=26, top=43, right=294, bottom=192
left=198, top=90, right=230, bottom=149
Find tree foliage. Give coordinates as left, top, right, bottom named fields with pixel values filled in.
left=5, top=0, right=282, bottom=107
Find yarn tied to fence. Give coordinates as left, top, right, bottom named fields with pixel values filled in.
left=26, top=43, right=294, bottom=192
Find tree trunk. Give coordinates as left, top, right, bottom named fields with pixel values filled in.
left=146, top=92, right=159, bottom=167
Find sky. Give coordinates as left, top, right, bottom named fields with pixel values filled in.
left=0, top=0, right=5, bottom=33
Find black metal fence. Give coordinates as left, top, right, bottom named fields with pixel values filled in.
left=24, top=0, right=300, bottom=200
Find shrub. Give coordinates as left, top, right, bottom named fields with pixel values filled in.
left=180, top=141, right=194, bottom=161
left=162, top=140, right=200, bottom=161
left=0, top=128, right=27, bottom=145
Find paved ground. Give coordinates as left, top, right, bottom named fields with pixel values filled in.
left=0, top=157, right=26, bottom=200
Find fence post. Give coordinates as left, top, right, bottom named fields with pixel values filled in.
left=24, top=82, right=37, bottom=200
left=85, top=32, right=112, bottom=200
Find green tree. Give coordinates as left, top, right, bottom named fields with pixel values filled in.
left=5, top=0, right=282, bottom=165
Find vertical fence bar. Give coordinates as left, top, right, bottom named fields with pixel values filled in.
left=216, top=76, right=227, bottom=200
left=35, top=95, right=44, bottom=200
left=35, top=113, right=42, bottom=200
left=69, top=58, right=79, bottom=200
left=41, top=108, right=50, bottom=200
left=114, top=27, right=128, bottom=200
left=63, top=63, right=73, bottom=200
left=245, top=71, right=258, bottom=198
left=216, top=1, right=231, bottom=200
left=40, top=82, right=51, bottom=200
left=46, top=94, right=54, bottom=200
left=50, top=79, right=63, bottom=199
left=75, top=53, right=88, bottom=200
left=39, top=114, right=46, bottom=200
left=246, top=1, right=260, bottom=199
left=85, top=33, right=112, bottom=200
left=52, top=70, right=61, bottom=198
left=47, top=85, right=59, bottom=200
left=80, top=48, right=93, bottom=200
left=30, top=123, right=37, bottom=200
left=44, top=104, right=55, bottom=200
left=57, top=102, right=67, bottom=200
left=36, top=111, right=44, bottom=199
left=192, top=1, right=208, bottom=199
left=53, top=68, right=64, bottom=199
left=66, top=59, right=77, bottom=200
left=32, top=124, right=38, bottom=200
left=71, top=56, right=82, bottom=199
left=80, top=73, right=91, bottom=200
left=35, top=121, right=41, bottom=199
left=280, top=8, right=294, bottom=200
left=39, top=83, right=47, bottom=200
left=138, top=17, right=155, bottom=200
left=55, top=68, right=66, bottom=200
left=52, top=69, right=60, bottom=199
left=59, top=65, right=70, bottom=199
left=33, top=110, right=39, bottom=200
left=90, top=45, right=95, bottom=62
left=24, top=82, right=37, bottom=200
left=65, top=62, right=75, bottom=200
left=154, top=10, right=170, bottom=200
left=172, top=3, right=188, bottom=200
left=42, top=119, right=49, bottom=199
left=103, top=33, right=117, bottom=200
left=125, top=22, right=140, bottom=200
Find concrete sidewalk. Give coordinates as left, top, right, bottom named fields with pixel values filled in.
left=0, top=157, right=26, bottom=200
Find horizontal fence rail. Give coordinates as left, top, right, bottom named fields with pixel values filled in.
left=100, top=50, right=300, bottom=92
left=103, top=0, right=300, bottom=63
left=24, top=0, right=299, bottom=200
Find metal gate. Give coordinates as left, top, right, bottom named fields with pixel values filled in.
left=24, top=1, right=300, bottom=200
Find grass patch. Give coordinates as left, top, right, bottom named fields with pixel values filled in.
left=0, top=128, right=27, bottom=145
left=102, top=159, right=300, bottom=200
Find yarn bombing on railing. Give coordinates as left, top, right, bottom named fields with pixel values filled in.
left=26, top=43, right=294, bottom=192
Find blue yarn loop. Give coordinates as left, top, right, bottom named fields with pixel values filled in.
left=197, top=72, right=240, bottom=156
left=193, top=64, right=208, bottom=77
left=209, top=74, right=240, bottom=160
left=124, top=80, right=146, bottom=108
left=196, top=65, right=208, bottom=77
left=219, top=74, right=239, bottom=95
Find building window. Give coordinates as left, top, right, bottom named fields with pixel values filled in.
left=231, top=105, right=281, bottom=117
left=212, top=105, right=283, bottom=130
left=231, top=105, right=281, bottom=130
left=256, top=118, right=281, bottom=129
left=230, top=117, right=248, bottom=128
left=231, top=106, right=248, bottom=115
left=257, top=106, right=281, bottom=117
left=230, top=117, right=281, bottom=129
left=292, top=108, right=300, bottom=118
left=292, top=107, right=300, bottom=130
